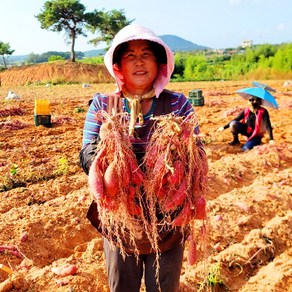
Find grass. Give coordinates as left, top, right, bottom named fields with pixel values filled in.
left=54, top=156, right=69, bottom=176
left=199, top=262, right=228, bottom=292
left=0, top=156, right=72, bottom=192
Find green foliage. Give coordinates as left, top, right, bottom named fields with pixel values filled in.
left=36, top=0, right=87, bottom=62
left=10, top=164, right=18, bottom=176
left=86, top=9, right=134, bottom=47
left=36, top=0, right=132, bottom=62
left=54, top=156, right=69, bottom=175
left=176, top=53, right=215, bottom=81
left=36, top=0, right=87, bottom=35
left=74, top=106, right=85, bottom=113
left=198, top=263, right=228, bottom=292
left=272, top=43, right=292, bottom=72
left=78, top=55, right=104, bottom=64
left=173, top=52, right=187, bottom=79
left=207, top=263, right=225, bottom=286
left=26, top=52, right=46, bottom=64
left=26, top=51, right=84, bottom=64
left=173, top=43, right=292, bottom=81
left=1, top=164, right=24, bottom=192
left=48, top=55, right=66, bottom=62
left=184, top=54, right=205, bottom=80
left=0, top=41, right=15, bottom=68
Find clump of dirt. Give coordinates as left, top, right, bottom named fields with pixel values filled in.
left=0, top=62, right=114, bottom=86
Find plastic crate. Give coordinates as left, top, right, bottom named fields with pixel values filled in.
left=188, top=89, right=203, bottom=98
left=189, top=97, right=204, bottom=106
left=34, top=99, right=51, bottom=115
left=34, top=114, right=52, bottom=127
left=188, top=90, right=204, bottom=106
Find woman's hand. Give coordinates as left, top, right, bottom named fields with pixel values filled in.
left=99, top=122, right=113, bottom=140
left=107, top=94, right=122, bottom=115
left=217, top=126, right=224, bottom=132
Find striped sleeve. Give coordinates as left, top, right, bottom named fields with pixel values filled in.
left=171, top=92, right=200, bottom=135
left=82, top=93, right=108, bottom=147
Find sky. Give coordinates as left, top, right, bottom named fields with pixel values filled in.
left=0, top=0, right=291, bottom=56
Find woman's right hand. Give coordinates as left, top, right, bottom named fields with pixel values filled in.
left=107, top=94, right=122, bottom=115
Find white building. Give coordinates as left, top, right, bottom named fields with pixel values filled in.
left=242, top=40, right=253, bottom=48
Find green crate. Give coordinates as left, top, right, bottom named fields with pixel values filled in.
left=188, top=89, right=203, bottom=98
left=189, top=96, right=204, bottom=106
left=34, top=114, right=52, bottom=127
left=188, top=90, right=204, bottom=106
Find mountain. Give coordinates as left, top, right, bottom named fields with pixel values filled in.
left=83, top=49, right=106, bottom=57
left=160, top=35, right=210, bottom=51
left=83, top=35, right=210, bottom=57
left=5, top=35, right=210, bottom=63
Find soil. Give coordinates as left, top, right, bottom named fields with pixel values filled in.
left=0, top=63, right=291, bottom=292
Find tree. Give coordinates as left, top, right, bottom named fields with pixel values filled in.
left=26, top=51, right=84, bottom=64
left=48, top=55, right=66, bottom=62
left=173, top=52, right=186, bottom=79
left=36, top=0, right=88, bottom=62
left=0, top=41, right=15, bottom=68
left=272, top=43, right=292, bottom=72
left=86, top=9, right=133, bottom=47
left=36, top=0, right=132, bottom=62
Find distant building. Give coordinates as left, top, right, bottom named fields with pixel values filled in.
left=242, top=40, right=253, bottom=48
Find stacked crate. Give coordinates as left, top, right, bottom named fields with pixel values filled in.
left=34, top=99, right=52, bottom=127
left=188, top=89, right=204, bottom=106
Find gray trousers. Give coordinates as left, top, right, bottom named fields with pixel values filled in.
left=103, top=237, right=184, bottom=292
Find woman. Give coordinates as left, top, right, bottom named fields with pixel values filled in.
left=80, top=24, right=203, bottom=292
left=218, top=95, right=274, bottom=151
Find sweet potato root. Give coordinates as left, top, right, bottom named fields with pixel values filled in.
left=143, top=113, right=208, bottom=229
left=51, top=264, right=78, bottom=277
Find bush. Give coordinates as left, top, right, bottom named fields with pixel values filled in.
left=79, top=56, right=104, bottom=65
left=48, top=55, right=66, bottom=62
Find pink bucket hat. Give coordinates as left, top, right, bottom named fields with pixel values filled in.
left=104, top=24, right=174, bottom=97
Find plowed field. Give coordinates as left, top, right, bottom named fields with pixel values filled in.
left=0, top=63, right=291, bottom=291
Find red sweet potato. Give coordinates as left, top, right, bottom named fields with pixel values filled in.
left=181, top=128, right=191, bottom=143
left=88, top=158, right=104, bottom=200
left=93, top=146, right=107, bottom=172
left=129, top=158, right=144, bottom=186
left=157, top=185, right=169, bottom=199
left=104, top=162, right=119, bottom=197
left=51, top=264, right=78, bottom=277
left=127, top=185, right=136, bottom=200
left=188, top=239, right=197, bottom=265
left=127, top=200, right=142, bottom=216
left=195, top=197, right=207, bottom=220
left=171, top=201, right=192, bottom=226
left=164, top=178, right=187, bottom=211
left=101, top=196, right=117, bottom=211
left=167, top=160, right=185, bottom=186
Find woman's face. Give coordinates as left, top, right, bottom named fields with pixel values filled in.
left=119, top=40, right=158, bottom=94
left=249, top=96, right=262, bottom=109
